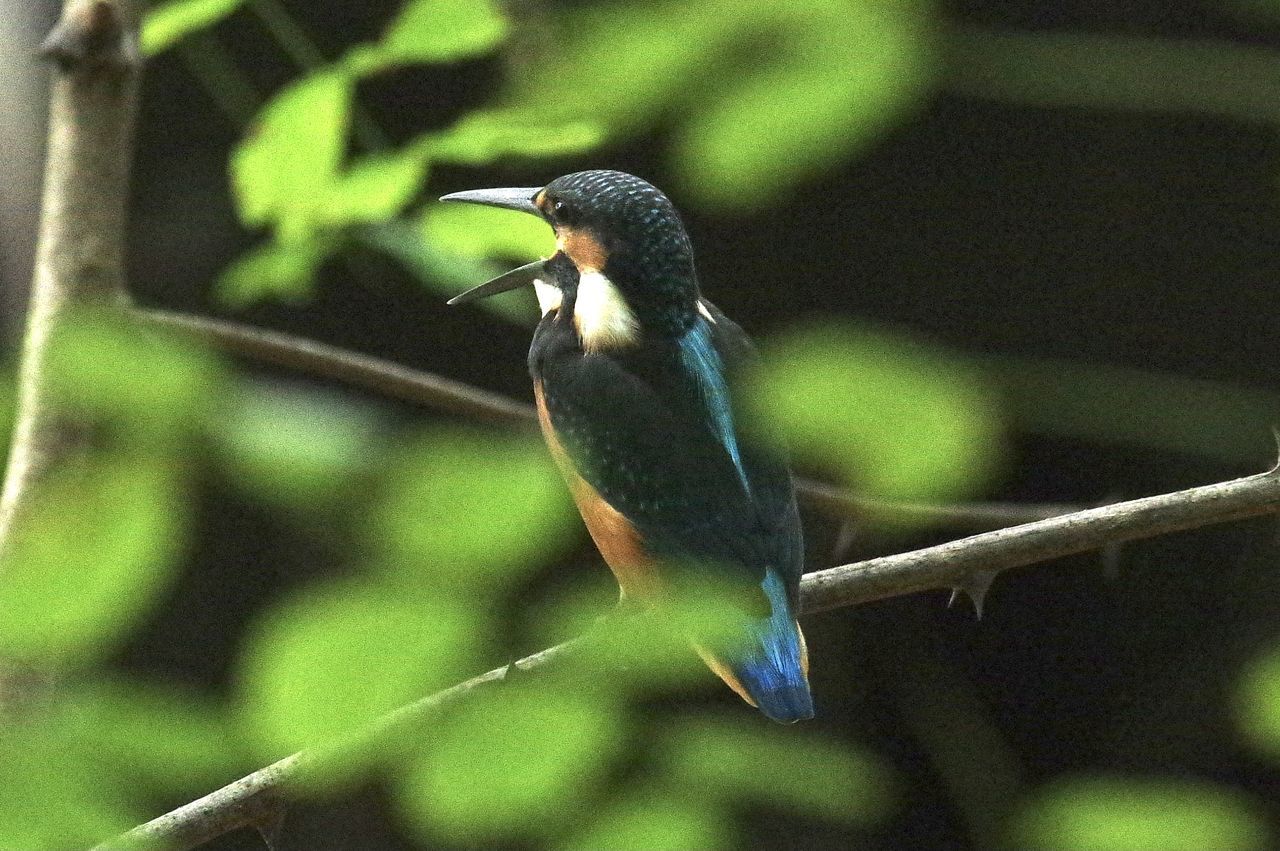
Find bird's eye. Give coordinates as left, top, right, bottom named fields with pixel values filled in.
left=552, top=199, right=567, bottom=216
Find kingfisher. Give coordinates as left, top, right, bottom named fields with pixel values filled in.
left=442, top=170, right=813, bottom=723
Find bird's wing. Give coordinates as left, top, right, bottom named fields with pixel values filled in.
left=533, top=309, right=800, bottom=598
left=696, top=299, right=805, bottom=597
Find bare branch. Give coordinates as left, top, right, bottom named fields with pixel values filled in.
left=101, top=464, right=1280, bottom=850
left=135, top=307, right=1078, bottom=530
left=0, top=0, right=140, bottom=558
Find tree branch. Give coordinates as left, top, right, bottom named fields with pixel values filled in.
left=100, top=463, right=1280, bottom=850
left=0, top=0, right=140, bottom=559
left=135, top=307, right=1077, bottom=530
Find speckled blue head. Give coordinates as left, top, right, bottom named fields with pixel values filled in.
left=538, top=170, right=700, bottom=337
left=443, top=171, right=701, bottom=338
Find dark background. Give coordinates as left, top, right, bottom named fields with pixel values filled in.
left=5, top=1, right=1280, bottom=848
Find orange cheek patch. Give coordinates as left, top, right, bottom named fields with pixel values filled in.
left=557, top=227, right=608, bottom=273
left=534, top=381, right=662, bottom=601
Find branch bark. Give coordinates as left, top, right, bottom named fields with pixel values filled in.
left=100, top=463, right=1280, bottom=850
left=0, top=0, right=140, bottom=554
left=136, top=307, right=1077, bottom=530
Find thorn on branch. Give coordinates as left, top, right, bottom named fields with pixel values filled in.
left=40, top=0, right=139, bottom=73
left=831, top=518, right=860, bottom=564
left=253, top=803, right=287, bottom=851
left=948, top=570, right=997, bottom=619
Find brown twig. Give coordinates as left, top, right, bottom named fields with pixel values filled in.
left=100, top=463, right=1280, bottom=849
left=135, top=307, right=1079, bottom=529
left=0, top=0, right=140, bottom=559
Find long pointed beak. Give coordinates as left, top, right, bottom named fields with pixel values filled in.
left=439, top=186, right=543, bottom=216
left=447, top=259, right=549, bottom=306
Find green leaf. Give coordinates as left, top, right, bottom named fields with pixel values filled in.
left=318, top=151, right=430, bottom=227
left=674, top=2, right=932, bottom=208
left=231, top=70, right=352, bottom=236
left=239, top=578, right=483, bottom=770
left=358, top=221, right=539, bottom=325
left=421, top=202, right=555, bottom=261
left=368, top=429, right=574, bottom=592
left=47, top=677, right=246, bottom=792
left=0, top=457, right=185, bottom=666
left=1236, top=645, right=1280, bottom=758
left=426, top=110, right=605, bottom=165
left=397, top=683, right=623, bottom=842
left=508, top=0, right=722, bottom=133
left=748, top=323, right=1004, bottom=506
left=377, top=0, right=509, bottom=65
left=0, top=729, right=138, bottom=849
left=1012, top=775, right=1269, bottom=851
left=216, top=238, right=331, bottom=306
left=561, top=792, right=729, bottom=851
left=46, top=308, right=227, bottom=437
left=214, top=382, right=381, bottom=509
left=658, top=714, right=889, bottom=823
left=531, top=579, right=773, bottom=697
left=142, top=0, right=246, bottom=55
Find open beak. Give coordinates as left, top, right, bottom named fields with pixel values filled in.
left=439, top=186, right=543, bottom=216
left=446, top=258, right=548, bottom=305
left=440, top=186, right=550, bottom=305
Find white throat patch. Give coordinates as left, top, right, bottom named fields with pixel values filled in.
left=574, top=271, right=639, bottom=351
left=533, top=279, right=562, bottom=316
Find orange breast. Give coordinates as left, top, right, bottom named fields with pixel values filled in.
left=533, top=380, right=663, bottom=601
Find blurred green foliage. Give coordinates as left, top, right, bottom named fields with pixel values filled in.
left=509, top=0, right=935, bottom=207
left=0, top=308, right=248, bottom=847
left=749, top=322, right=1004, bottom=506
left=1011, top=775, right=1269, bottom=851
left=144, top=0, right=934, bottom=310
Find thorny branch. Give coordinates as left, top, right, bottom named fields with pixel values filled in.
left=101, top=463, right=1280, bottom=849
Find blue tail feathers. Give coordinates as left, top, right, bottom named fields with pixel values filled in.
left=734, top=570, right=814, bottom=723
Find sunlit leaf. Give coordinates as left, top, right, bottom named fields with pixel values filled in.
left=46, top=308, right=226, bottom=437
left=369, top=429, right=573, bottom=591
left=426, top=110, right=605, bottom=165
left=1235, top=645, right=1280, bottom=758
left=359, top=221, right=539, bottom=325
left=142, top=0, right=246, bottom=55
left=531, top=578, right=768, bottom=697
left=0, top=458, right=185, bottom=666
left=48, top=677, right=245, bottom=792
left=377, top=0, right=509, bottom=65
left=659, top=714, right=889, bottom=823
left=509, top=0, right=721, bottom=132
left=674, top=2, right=932, bottom=207
left=421, top=202, right=555, bottom=262
left=561, top=792, right=730, bottom=851
left=239, top=578, right=483, bottom=773
left=214, top=382, right=382, bottom=508
left=397, top=683, right=623, bottom=842
left=231, top=70, right=352, bottom=236
left=0, top=729, right=137, bottom=849
left=216, top=238, right=331, bottom=306
left=1012, top=775, right=1269, bottom=851
left=317, top=151, right=430, bottom=226
left=748, top=323, right=1003, bottom=505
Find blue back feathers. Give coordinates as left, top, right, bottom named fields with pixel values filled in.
left=678, top=319, right=751, bottom=496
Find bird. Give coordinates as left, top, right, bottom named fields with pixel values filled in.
left=442, top=170, right=813, bottom=723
